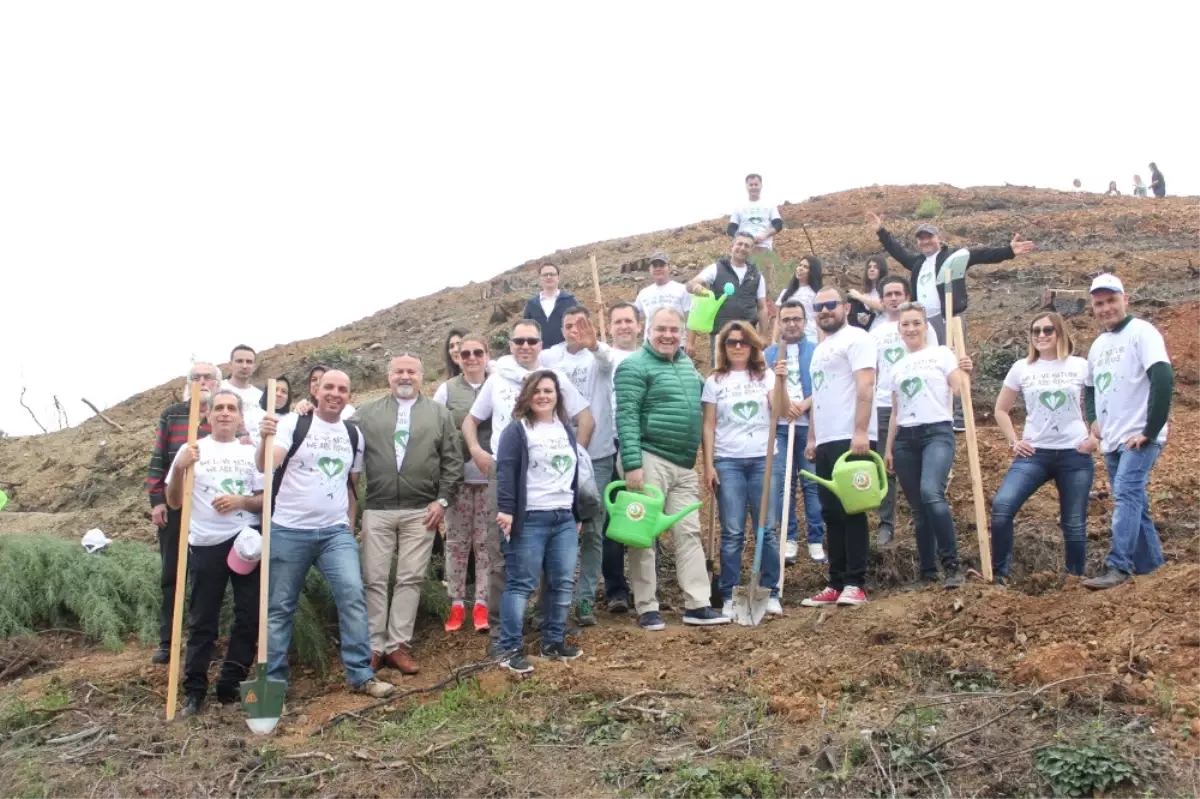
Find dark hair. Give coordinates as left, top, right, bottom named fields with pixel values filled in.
left=779, top=256, right=824, bottom=303
left=733, top=231, right=756, bottom=243
left=259, top=376, right=292, bottom=414
left=779, top=298, right=807, bottom=318
left=879, top=274, right=911, bottom=298
left=512, top=370, right=571, bottom=427
left=713, top=321, right=768, bottom=381
left=863, top=256, right=889, bottom=293
left=305, top=363, right=330, bottom=401
left=816, top=286, right=847, bottom=303
left=1149, top=162, right=1158, bottom=171
left=230, top=344, right=256, bottom=360
left=609, top=301, right=641, bottom=322
left=539, top=263, right=560, bottom=276
left=562, top=305, right=591, bottom=319
left=512, top=318, right=542, bottom=336
left=745, top=173, right=762, bottom=182
left=444, top=327, right=468, bottom=378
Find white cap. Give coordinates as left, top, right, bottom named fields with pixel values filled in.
left=227, top=527, right=262, bottom=575
left=1089, top=273, right=1125, bottom=294
left=81, top=528, right=112, bottom=554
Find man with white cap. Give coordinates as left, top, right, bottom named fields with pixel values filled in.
left=165, top=388, right=263, bottom=717
left=1082, top=273, right=1175, bottom=590
left=635, top=252, right=695, bottom=355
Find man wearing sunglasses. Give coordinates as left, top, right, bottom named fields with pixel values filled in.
left=523, top=263, right=578, bottom=349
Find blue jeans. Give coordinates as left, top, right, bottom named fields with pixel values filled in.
left=577, top=454, right=614, bottom=604
left=500, top=509, right=578, bottom=651
left=715, top=457, right=780, bottom=600
left=991, top=448, right=1093, bottom=577
left=1103, top=443, right=1165, bottom=575
left=768, top=425, right=825, bottom=544
left=892, top=422, right=959, bottom=578
left=268, top=524, right=374, bottom=688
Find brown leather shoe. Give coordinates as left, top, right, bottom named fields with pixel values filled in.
left=385, top=644, right=420, bottom=675
left=370, top=651, right=383, bottom=671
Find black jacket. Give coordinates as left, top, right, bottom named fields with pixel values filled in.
left=876, top=228, right=1015, bottom=315
left=523, top=291, right=579, bottom=348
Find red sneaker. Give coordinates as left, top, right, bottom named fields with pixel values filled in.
left=472, top=602, right=490, bottom=633
left=801, top=587, right=841, bottom=607
left=445, top=603, right=466, bottom=632
left=837, top=586, right=868, bottom=606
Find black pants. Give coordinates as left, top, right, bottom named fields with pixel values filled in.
left=184, top=537, right=259, bottom=700
left=602, top=537, right=630, bottom=601
left=157, top=509, right=182, bottom=649
left=816, top=440, right=870, bottom=590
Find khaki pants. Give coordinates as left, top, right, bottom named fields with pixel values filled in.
left=629, top=451, right=710, bottom=614
left=361, top=508, right=435, bottom=653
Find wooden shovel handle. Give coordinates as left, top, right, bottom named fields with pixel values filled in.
left=166, top=381, right=202, bottom=720
left=256, top=379, right=277, bottom=666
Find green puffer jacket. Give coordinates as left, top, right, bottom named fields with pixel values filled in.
left=614, top=342, right=703, bottom=471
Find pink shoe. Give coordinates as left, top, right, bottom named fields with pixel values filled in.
left=445, top=603, right=466, bottom=632
left=837, top=586, right=868, bottom=606
left=801, top=587, right=841, bottom=607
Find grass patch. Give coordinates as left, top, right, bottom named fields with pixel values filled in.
left=915, top=196, right=943, bottom=219
left=374, top=677, right=540, bottom=744
left=609, top=758, right=784, bottom=799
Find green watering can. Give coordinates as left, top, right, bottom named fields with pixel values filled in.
left=799, top=451, right=889, bottom=515
left=686, top=283, right=736, bottom=334
left=604, top=481, right=702, bottom=548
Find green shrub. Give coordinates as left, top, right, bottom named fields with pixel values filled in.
left=915, top=197, right=943, bottom=219
left=1034, top=739, right=1140, bottom=797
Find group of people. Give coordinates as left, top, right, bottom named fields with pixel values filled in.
left=144, top=173, right=1175, bottom=711
left=1076, top=161, right=1168, bottom=197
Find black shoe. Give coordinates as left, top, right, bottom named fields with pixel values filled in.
left=503, top=652, right=534, bottom=675
left=540, top=641, right=582, bottom=661
left=875, top=527, right=895, bottom=548
left=179, top=694, right=204, bottom=718
left=993, top=575, right=1009, bottom=589
left=683, top=606, right=731, bottom=626
left=1083, top=567, right=1131, bottom=591
left=943, top=570, right=965, bottom=589
left=901, top=577, right=938, bottom=592
left=638, top=611, right=666, bottom=631
left=151, top=647, right=170, bottom=665
left=607, top=594, right=630, bottom=614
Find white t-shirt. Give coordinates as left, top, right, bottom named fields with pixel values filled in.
left=523, top=419, right=576, bottom=511
left=914, top=254, right=943, bottom=316
left=167, top=437, right=263, bottom=546
left=610, top=346, right=639, bottom=440
left=729, top=199, right=782, bottom=250
left=539, top=291, right=559, bottom=319
left=698, top=262, right=767, bottom=300
left=1003, top=356, right=1090, bottom=449
left=861, top=289, right=887, bottom=332
left=221, top=380, right=263, bottom=408
left=539, top=343, right=616, bottom=459
left=635, top=282, right=692, bottom=339
left=243, top=403, right=266, bottom=448
left=810, top=324, right=879, bottom=445
left=272, top=413, right=365, bottom=530
left=468, top=357, right=589, bottom=448
left=434, top=378, right=488, bottom=484
left=776, top=341, right=809, bottom=427
left=870, top=318, right=939, bottom=409
left=887, top=345, right=959, bottom=427
left=702, top=369, right=776, bottom=459
left=777, top=285, right=818, bottom=341
left=1086, top=318, right=1171, bottom=453
left=393, top=396, right=417, bottom=471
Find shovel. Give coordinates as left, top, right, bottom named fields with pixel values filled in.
left=707, top=500, right=721, bottom=609
left=165, top=382, right=202, bottom=720
left=240, top=379, right=286, bottom=734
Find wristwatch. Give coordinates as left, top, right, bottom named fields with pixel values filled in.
left=436, top=498, right=449, bottom=509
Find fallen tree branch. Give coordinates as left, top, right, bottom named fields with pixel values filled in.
left=81, top=398, right=125, bottom=432
left=47, top=725, right=104, bottom=745
left=19, top=387, right=48, bottom=434
left=260, top=764, right=341, bottom=785
left=799, top=221, right=817, bottom=256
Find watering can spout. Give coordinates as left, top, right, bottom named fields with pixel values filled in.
left=798, top=471, right=836, bottom=492
left=657, top=501, right=704, bottom=534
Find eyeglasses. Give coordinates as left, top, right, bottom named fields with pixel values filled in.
left=813, top=300, right=841, bottom=312
left=539, top=272, right=557, bottom=278
left=190, top=373, right=219, bottom=381
left=1031, top=326, right=1057, bottom=337
left=780, top=316, right=806, bottom=324
left=460, top=348, right=486, bottom=358
left=511, top=337, right=540, bottom=346
left=724, top=339, right=749, bottom=349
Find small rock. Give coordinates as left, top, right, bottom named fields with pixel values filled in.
left=1087, top=640, right=1099, bottom=650
left=1190, top=718, right=1200, bottom=736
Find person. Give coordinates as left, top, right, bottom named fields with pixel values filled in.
left=539, top=306, right=616, bottom=627
left=242, top=376, right=291, bottom=448
left=145, top=361, right=223, bottom=665
left=222, top=345, right=263, bottom=407
left=869, top=213, right=1036, bottom=430
left=462, top=320, right=592, bottom=652
left=728, top=173, right=783, bottom=252
left=848, top=256, right=888, bottom=331
left=1104, top=181, right=1121, bottom=197
left=614, top=307, right=728, bottom=629
left=702, top=321, right=782, bottom=617
left=353, top=354, right=462, bottom=675
left=1082, top=274, right=1174, bottom=589
left=293, top=364, right=356, bottom=420
left=601, top=302, right=643, bottom=612
left=687, top=233, right=769, bottom=351
left=800, top=288, right=877, bottom=607
left=635, top=252, right=695, bottom=354
left=883, top=303, right=974, bottom=589
left=991, top=313, right=1097, bottom=585
left=164, top=389, right=262, bottom=716
left=494, top=371, right=585, bottom=674
left=765, top=299, right=825, bottom=564
left=434, top=334, right=494, bottom=633
left=523, top=264, right=578, bottom=349
left=775, top=256, right=823, bottom=342
left=1071, top=178, right=1083, bottom=191
left=1132, top=175, right=1148, bottom=198
left=1149, top=162, right=1166, bottom=198
left=256, top=369, right=394, bottom=698
left=443, top=328, right=468, bottom=379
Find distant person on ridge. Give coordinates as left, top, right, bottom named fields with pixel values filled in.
left=867, top=213, right=1036, bottom=431
left=523, top=263, right=578, bottom=349
left=634, top=252, right=695, bottom=355
left=728, top=173, right=783, bottom=253
left=222, top=345, right=263, bottom=408
left=1132, top=174, right=1148, bottom=197
left=687, top=233, right=769, bottom=359
left=1105, top=181, right=1121, bottom=196
left=1148, top=162, right=1166, bottom=198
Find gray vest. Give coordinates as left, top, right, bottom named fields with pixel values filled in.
left=445, top=376, right=491, bottom=457
left=711, top=258, right=762, bottom=331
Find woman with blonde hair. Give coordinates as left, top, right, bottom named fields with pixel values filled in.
left=990, top=312, right=1097, bottom=585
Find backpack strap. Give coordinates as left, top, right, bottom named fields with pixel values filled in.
left=271, top=413, right=313, bottom=508
left=343, top=420, right=360, bottom=495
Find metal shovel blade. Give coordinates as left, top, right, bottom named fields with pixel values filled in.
left=240, top=663, right=286, bottom=735
left=731, top=523, right=771, bottom=627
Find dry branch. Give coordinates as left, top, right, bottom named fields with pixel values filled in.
left=81, top=398, right=126, bottom=432
left=19, top=387, right=48, bottom=434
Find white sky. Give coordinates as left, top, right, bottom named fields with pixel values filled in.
left=1, top=1, right=1196, bottom=436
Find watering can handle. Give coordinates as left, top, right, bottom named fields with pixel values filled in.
left=603, top=480, right=665, bottom=513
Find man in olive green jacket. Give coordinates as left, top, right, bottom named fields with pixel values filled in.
left=614, top=308, right=728, bottom=629
left=353, top=354, right=462, bottom=675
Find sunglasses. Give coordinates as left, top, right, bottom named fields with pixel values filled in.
left=813, top=300, right=841, bottom=312
left=511, top=337, right=541, bottom=346
left=1031, top=326, right=1057, bottom=337
left=460, top=348, right=486, bottom=358
left=724, top=339, right=749, bottom=349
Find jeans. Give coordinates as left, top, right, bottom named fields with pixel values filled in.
left=872, top=408, right=898, bottom=533
left=577, top=454, right=614, bottom=604
left=991, top=448, right=1094, bottom=577
left=184, top=537, right=258, bottom=699
left=768, top=425, right=824, bottom=544
left=1103, top=443, right=1165, bottom=575
left=715, top=457, right=781, bottom=600
left=815, top=441, right=870, bottom=590
left=892, top=422, right=959, bottom=578
left=268, top=524, right=374, bottom=687
left=499, top=509, right=578, bottom=652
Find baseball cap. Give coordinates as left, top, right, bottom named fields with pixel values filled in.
left=648, top=251, right=670, bottom=265
left=915, top=223, right=940, bottom=237
left=227, top=527, right=262, bottom=575
left=1089, top=273, right=1125, bottom=294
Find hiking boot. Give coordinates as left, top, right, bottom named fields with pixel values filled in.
left=837, top=586, right=868, bottom=606
left=784, top=540, right=799, bottom=564
left=801, top=587, right=840, bottom=607
left=808, top=543, right=827, bottom=563
left=721, top=599, right=733, bottom=618
left=875, top=526, right=895, bottom=548
left=353, top=678, right=395, bottom=699
left=179, top=694, right=204, bottom=718
left=993, top=575, right=1009, bottom=589
left=607, top=594, right=630, bottom=614
left=683, top=607, right=730, bottom=626
left=445, top=603, right=466, bottom=632
left=503, top=652, right=534, bottom=675
left=766, top=597, right=783, bottom=616
left=575, top=600, right=597, bottom=627
left=216, top=691, right=240, bottom=710
left=540, top=641, right=582, bottom=661
left=901, top=577, right=938, bottom=592
left=1083, top=567, right=1131, bottom=591
left=943, top=570, right=965, bottom=589
left=638, top=611, right=666, bottom=631
left=384, top=644, right=420, bottom=676
left=472, top=602, right=490, bottom=633
left=370, top=651, right=383, bottom=671
left=151, top=647, right=170, bottom=665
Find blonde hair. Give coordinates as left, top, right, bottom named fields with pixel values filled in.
left=1026, top=312, right=1072, bottom=362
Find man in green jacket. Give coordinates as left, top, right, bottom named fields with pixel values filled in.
left=353, top=354, right=463, bottom=674
left=614, top=307, right=729, bottom=630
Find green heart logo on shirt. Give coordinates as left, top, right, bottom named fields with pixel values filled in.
left=812, top=371, right=826, bottom=391
left=318, top=457, right=345, bottom=479
left=919, top=270, right=934, bottom=286
left=394, top=429, right=410, bottom=449
left=787, top=369, right=801, bottom=386
left=884, top=347, right=905, bottom=365
left=1095, top=372, right=1113, bottom=393
left=731, top=401, right=759, bottom=421
left=550, top=454, right=573, bottom=475
left=900, top=377, right=924, bottom=399
left=1039, top=391, right=1067, bottom=412
left=220, top=478, right=246, bottom=495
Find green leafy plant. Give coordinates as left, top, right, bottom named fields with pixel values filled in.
left=1034, top=740, right=1140, bottom=797
left=915, top=197, right=943, bottom=219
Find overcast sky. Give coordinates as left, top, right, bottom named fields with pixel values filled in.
left=1, top=1, right=1195, bottom=436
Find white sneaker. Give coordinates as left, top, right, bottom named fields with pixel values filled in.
left=784, top=540, right=799, bottom=563
left=808, top=543, right=827, bottom=563
left=721, top=600, right=733, bottom=618
left=766, top=597, right=783, bottom=616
